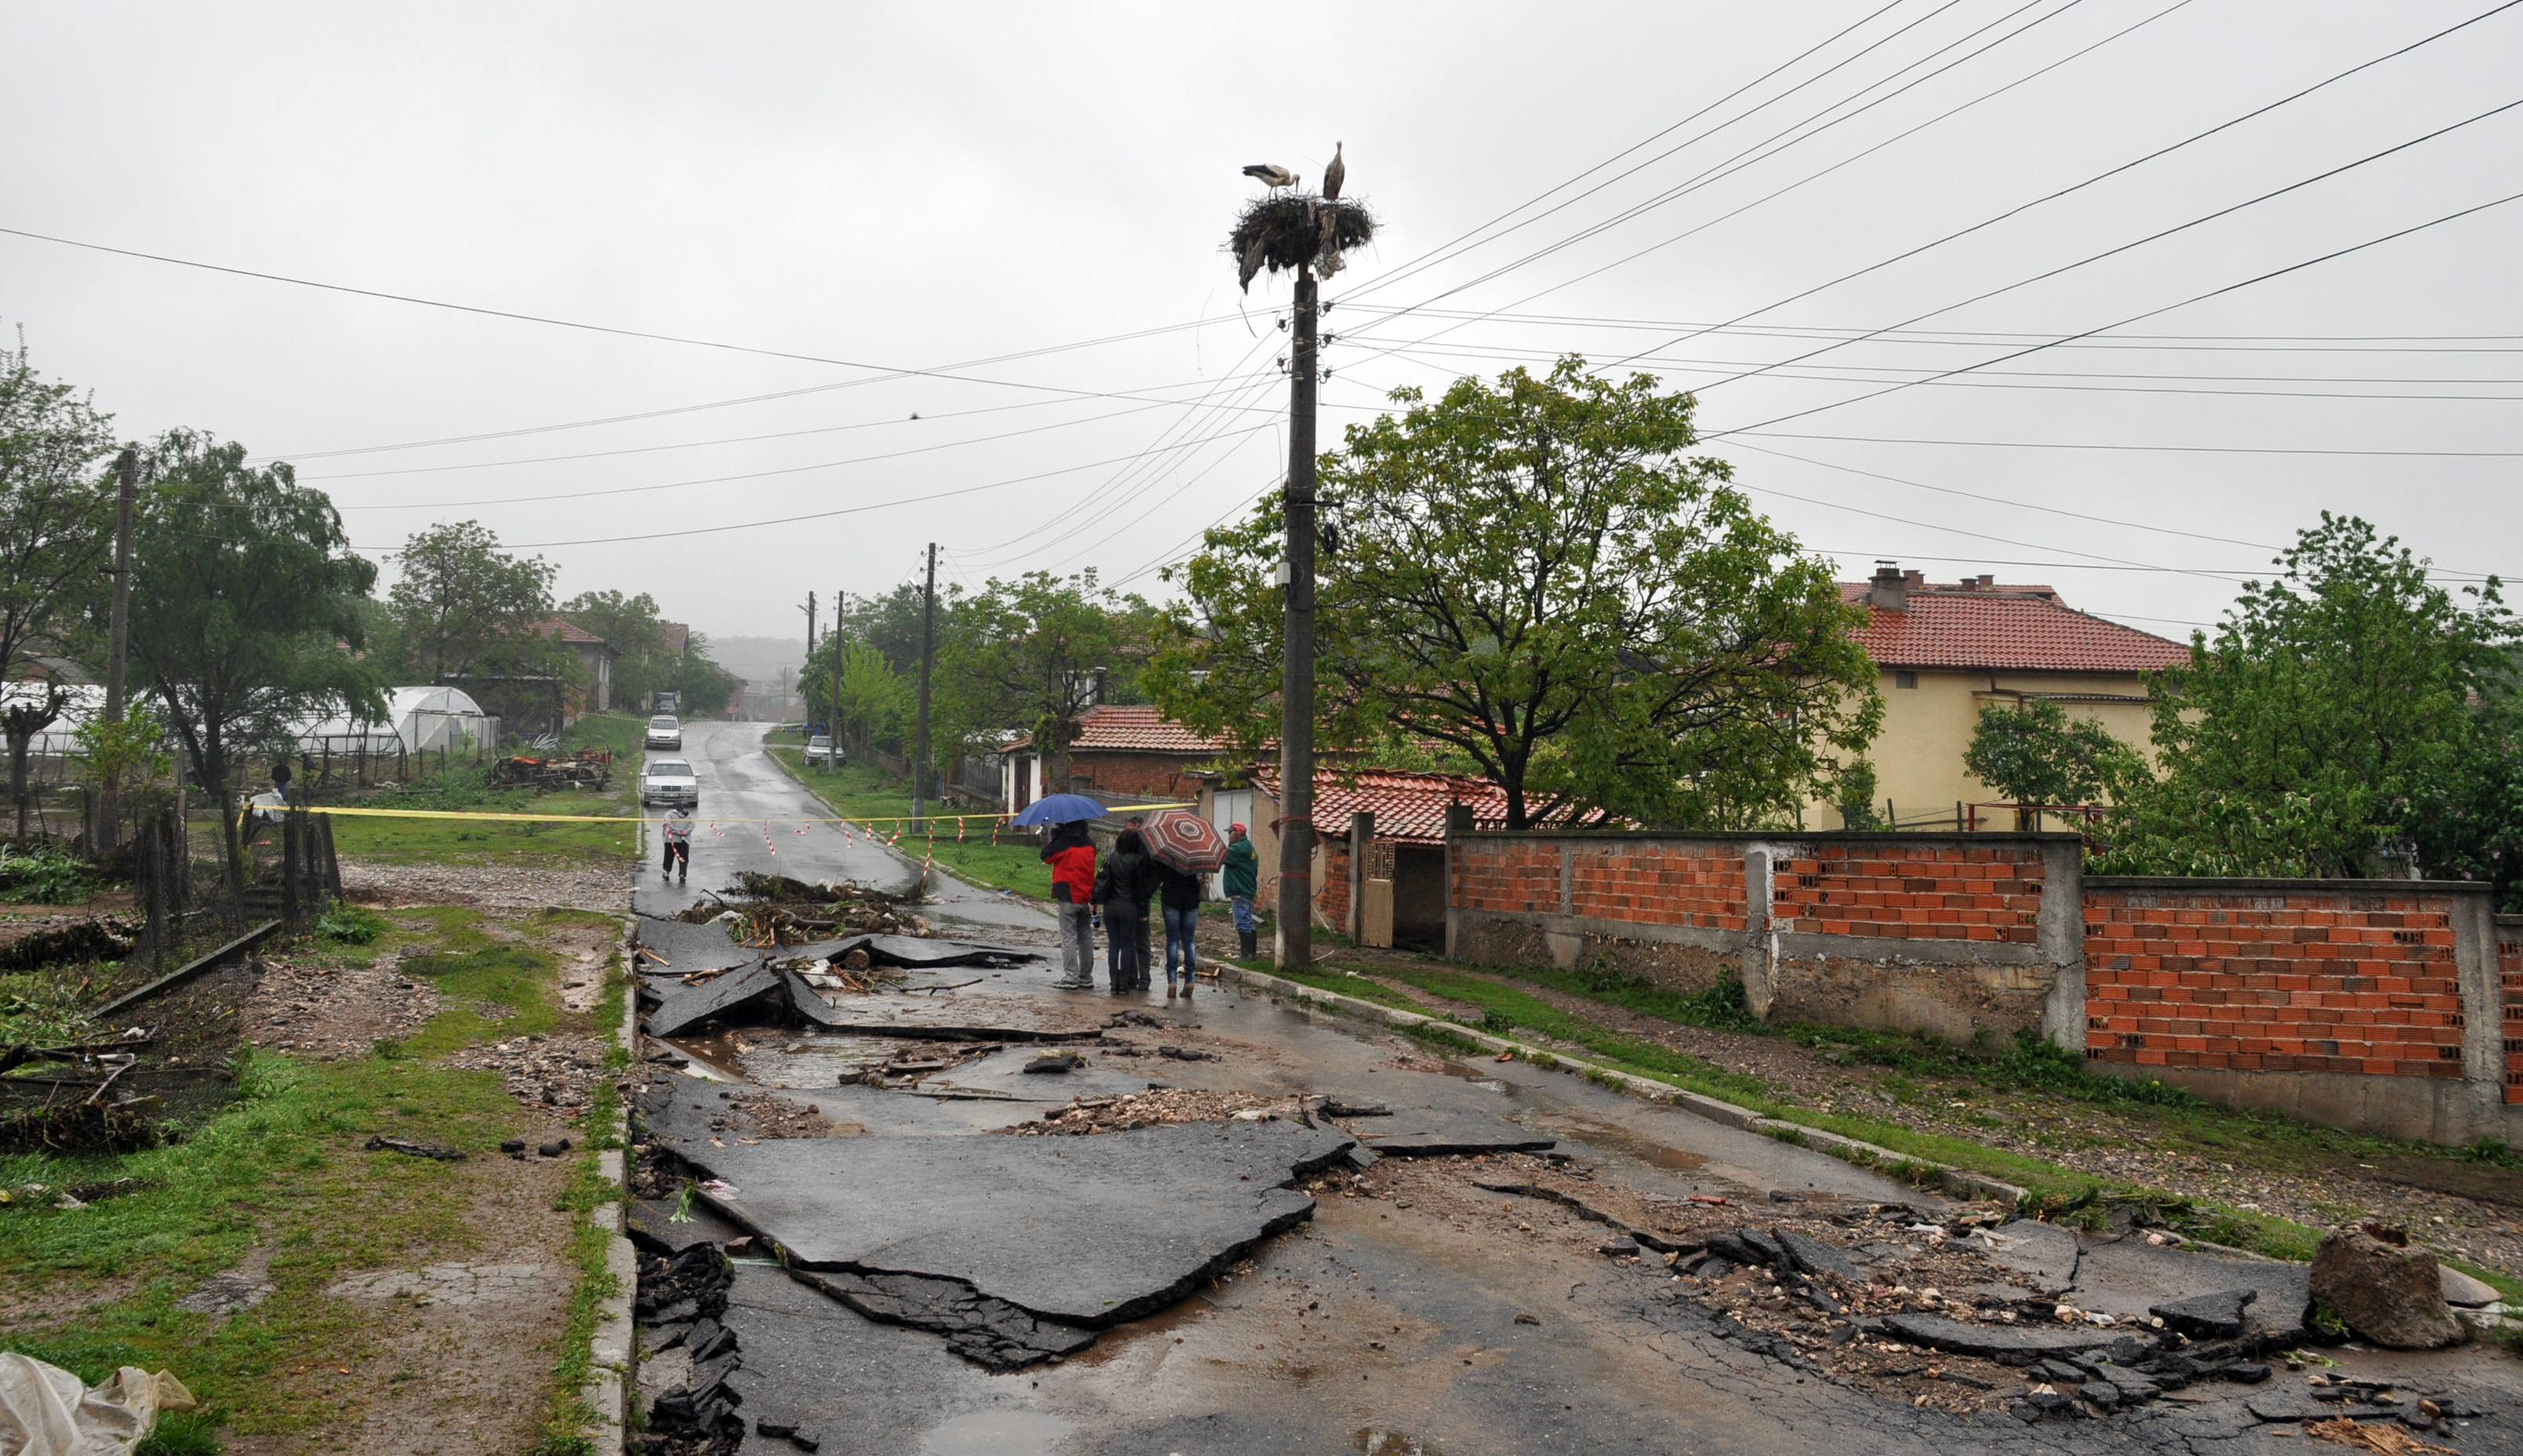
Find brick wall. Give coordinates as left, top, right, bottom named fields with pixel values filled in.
left=1316, top=840, right=1351, bottom=932
left=2083, top=885, right=2467, bottom=1081
left=1771, top=843, right=2044, bottom=945
left=1454, top=838, right=1567, bottom=917
left=1065, top=751, right=1208, bottom=803
left=1567, top=843, right=1746, bottom=930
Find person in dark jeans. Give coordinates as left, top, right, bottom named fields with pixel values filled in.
left=1156, top=859, right=1203, bottom=996
left=1040, top=821, right=1098, bottom=990
left=1092, top=828, right=1157, bottom=994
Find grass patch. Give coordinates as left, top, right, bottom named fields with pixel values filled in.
left=324, top=780, right=635, bottom=869
left=764, top=751, right=1054, bottom=898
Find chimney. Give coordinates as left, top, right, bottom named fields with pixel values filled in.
left=1868, top=560, right=1908, bottom=612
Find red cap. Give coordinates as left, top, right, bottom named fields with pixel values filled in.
left=1229, top=821, right=1247, bottom=833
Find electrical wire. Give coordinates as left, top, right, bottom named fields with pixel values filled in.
left=1740, top=430, right=2523, bottom=459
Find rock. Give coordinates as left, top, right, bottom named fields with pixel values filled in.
left=537, top=1141, right=570, bottom=1158
left=789, top=1432, right=820, bottom=1452
left=1772, top=1228, right=1855, bottom=1279
left=2310, top=1224, right=2463, bottom=1350
left=2441, top=1265, right=2503, bottom=1308
left=756, top=1419, right=797, bottom=1438
left=1600, top=1236, right=1640, bottom=1257
left=2150, top=1287, right=2257, bottom=1339
left=2081, top=1380, right=2121, bottom=1411
left=1022, top=1053, right=1083, bottom=1074
left=1320, top=1099, right=1390, bottom=1118
left=1706, top=1229, right=1781, bottom=1269
left=1768, top=1189, right=1803, bottom=1203
left=499, top=1138, right=526, bottom=1154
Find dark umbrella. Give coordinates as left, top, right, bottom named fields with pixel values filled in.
left=1011, top=793, right=1106, bottom=826
left=1141, top=808, right=1228, bottom=875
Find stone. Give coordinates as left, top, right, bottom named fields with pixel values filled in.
left=2081, top=1380, right=2120, bottom=1410
left=2150, top=1287, right=2256, bottom=1339
left=1600, top=1236, right=1640, bottom=1257
left=2441, top=1265, right=2503, bottom=1308
left=1022, top=1052, right=1082, bottom=1074
left=1772, top=1228, right=1856, bottom=1279
left=1978, top=1218, right=2080, bottom=1295
left=1705, top=1230, right=1776, bottom=1269
left=2310, top=1224, right=2462, bottom=1350
left=1320, top=1099, right=1390, bottom=1118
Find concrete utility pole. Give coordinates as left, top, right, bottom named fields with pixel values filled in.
left=801, top=592, right=817, bottom=724
left=1277, top=268, right=1320, bottom=969
left=831, top=589, right=845, bottom=761
left=98, top=446, right=137, bottom=852
left=913, top=544, right=937, bottom=830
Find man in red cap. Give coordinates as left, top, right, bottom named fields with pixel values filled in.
left=1221, top=821, right=1258, bottom=959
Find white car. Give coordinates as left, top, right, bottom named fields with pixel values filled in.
left=646, top=715, right=682, bottom=750
left=639, top=758, right=699, bottom=808
left=806, top=734, right=843, bottom=768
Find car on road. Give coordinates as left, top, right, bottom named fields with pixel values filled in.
left=806, top=734, right=843, bottom=768
left=639, top=757, right=699, bottom=808
left=646, top=715, right=681, bottom=750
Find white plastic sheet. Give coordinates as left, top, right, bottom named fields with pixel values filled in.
left=0, top=1354, right=194, bottom=1456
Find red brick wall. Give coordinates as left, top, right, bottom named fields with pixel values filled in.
left=1567, top=843, right=1746, bottom=930
left=2084, top=887, right=2467, bottom=1080
left=1452, top=839, right=1564, bottom=916
left=1769, top=843, right=2045, bottom=945
left=1316, top=841, right=1351, bottom=930
left=1064, top=752, right=1207, bottom=804
left=2502, top=920, right=2522, bottom=1104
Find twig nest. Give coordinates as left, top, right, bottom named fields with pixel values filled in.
left=1229, top=194, right=1376, bottom=290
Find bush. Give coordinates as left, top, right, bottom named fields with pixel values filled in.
left=315, top=905, right=388, bottom=945
left=0, top=846, right=93, bottom=904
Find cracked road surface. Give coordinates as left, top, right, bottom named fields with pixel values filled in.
left=631, top=726, right=2523, bottom=1454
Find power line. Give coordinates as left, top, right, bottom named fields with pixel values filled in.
left=1742, top=429, right=2523, bottom=459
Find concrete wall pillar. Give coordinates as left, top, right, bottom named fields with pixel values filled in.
left=2037, top=836, right=2088, bottom=1052
left=2454, top=888, right=2505, bottom=1141
left=1739, top=843, right=1778, bottom=1021
left=1347, top=811, right=1373, bottom=943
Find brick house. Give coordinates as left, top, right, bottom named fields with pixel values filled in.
left=1000, top=705, right=1226, bottom=814
left=1834, top=562, right=2190, bottom=830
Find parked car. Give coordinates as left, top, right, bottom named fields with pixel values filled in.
left=646, top=715, right=681, bottom=750
left=806, top=734, right=843, bottom=768
left=639, top=758, right=699, bottom=808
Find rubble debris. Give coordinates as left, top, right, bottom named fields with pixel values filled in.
left=1320, top=1098, right=1389, bottom=1118
left=1339, top=1108, right=1556, bottom=1158
left=364, top=1134, right=466, bottom=1162
left=0, top=915, right=137, bottom=973
left=439, top=1031, right=610, bottom=1114
left=645, top=961, right=782, bottom=1039
left=1022, top=1052, right=1082, bottom=1074
left=788, top=1267, right=1095, bottom=1371
left=1006, top=1090, right=1310, bottom=1136
left=632, top=1243, right=741, bottom=1456
left=488, top=748, right=611, bottom=792
left=0, top=1099, right=160, bottom=1156
left=2303, top=1415, right=2457, bottom=1453
left=2439, top=1265, right=2502, bottom=1309
left=2311, top=1224, right=2463, bottom=1350
left=1156, top=1045, right=1218, bottom=1061
left=538, top=1139, right=572, bottom=1157
left=2153, top=1287, right=2257, bottom=1340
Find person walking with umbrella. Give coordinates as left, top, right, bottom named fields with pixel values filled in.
left=1138, top=809, right=1229, bottom=995
left=1016, top=794, right=1107, bottom=991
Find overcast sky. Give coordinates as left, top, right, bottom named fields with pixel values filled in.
left=5, top=2, right=2517, bottom=649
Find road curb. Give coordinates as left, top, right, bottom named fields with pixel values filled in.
left=1217, top=961, right=2028, bottom=1207
left=579, top=916, right=641, bottom=1456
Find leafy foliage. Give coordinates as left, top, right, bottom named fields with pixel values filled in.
left=382, top=520, right=571, bottom=704
left=933, top=570, right=1156, bottom=782
left=1964, top=697, right=2142, bottom=810
left=556, top=588, right=667, bottom=704
left=801, top=639, right=910, bottom=750
left=2094, top=514, right=2519, bottom=898
left=315, top=905, right=387, bottom=945
left=1149, top=359, right=1879, bottom=828
left=0, top=846, right=93, bottom=904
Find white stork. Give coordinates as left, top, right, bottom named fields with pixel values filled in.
left=1242, top=163, right=1298, bottom=190
left=1321, top=142, right=1345, bottom=201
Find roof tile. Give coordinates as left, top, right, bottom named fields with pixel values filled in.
left=1837, top=584, right=2188, bottom=673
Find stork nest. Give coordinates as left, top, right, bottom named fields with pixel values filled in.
left=1228, top=194, right=1376, bottom=289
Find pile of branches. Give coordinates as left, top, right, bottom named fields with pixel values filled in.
left=686, top=873, right=931, bottom=946
left=1230, top=194, right=1376, bottom=289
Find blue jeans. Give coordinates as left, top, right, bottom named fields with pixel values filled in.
left=1229, top=895, right=1254, bottom=934
left=1163, top=904, right=1200, bottom=980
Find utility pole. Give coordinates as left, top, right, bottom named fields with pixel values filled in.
left=801, top=592, right=817, bottom=728
left=1276, top=267, right=1320, bottom=970
left=98, top=446, right=137, bottom=853
left=832, top=589, right=846, bottom=763
left=913, top=544, right=937, bottom=830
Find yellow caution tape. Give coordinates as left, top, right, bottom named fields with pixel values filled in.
left=304, top=801, right=1193, bottom=826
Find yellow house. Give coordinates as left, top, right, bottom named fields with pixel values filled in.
left=1835, top=563, right=2189, bottom=830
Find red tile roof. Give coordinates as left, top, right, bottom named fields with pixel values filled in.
left=530, top=617, right=613, bottom=649
left=1252, top=767, right=1520, bottom=845
left=1010, top=704, right=1226, bottom=756
left=1837, top=584, right=2188, bottom=674
left=661, top=621, right=690, bottom=657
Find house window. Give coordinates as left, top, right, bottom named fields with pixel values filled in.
left=1894, top=670, right=1917, bottom=689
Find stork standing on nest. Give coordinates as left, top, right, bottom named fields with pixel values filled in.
left=1321, top=142, right=1345, bottom=201
left=1241, top=162, right=1298, bottom=191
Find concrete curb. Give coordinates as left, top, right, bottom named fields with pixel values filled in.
left=579, top=917, right=641, bottom=1456
left=1218, top=961, right=2029, bottom=1207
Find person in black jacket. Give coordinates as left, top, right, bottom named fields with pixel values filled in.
left=1156, top=859, right=1204, bottom=996
left=1092, top=829, right=1157, bottom=993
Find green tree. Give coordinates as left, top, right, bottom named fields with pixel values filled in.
left=1148, top=359, right=1879, bottom=829
left=126, top=430, right=381, bottom=906
left=384, top=520, right=562, bottom=686
left=561, top=588, right=672, bottom=706
left=664, top=631, right=738, bottom=717
left=0, top=332, right=118, bottom=833
left=1964, top=698, right=2142, bottom=824
left=2096, top=514, right=2517, bottom=883
left=934, top=571, right=1152, bottom=787
left=802, top=638, right=910, bottom=750
left=838, top=583, right=933, bottom=675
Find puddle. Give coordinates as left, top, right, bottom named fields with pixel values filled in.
left=1534, top=1116, right=1709, bottom=1173
left=1355, top=1429, right=1441, bottom=1455
left=917, top=1409, right=1072, bottom=1456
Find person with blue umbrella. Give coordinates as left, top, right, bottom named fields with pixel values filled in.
left=1017, top=795, right=1105, bottom=990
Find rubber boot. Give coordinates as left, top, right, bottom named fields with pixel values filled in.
left=1239, top=928, right=1257, bottom=959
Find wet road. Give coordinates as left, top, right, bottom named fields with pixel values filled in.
left=632, top=726, right=2523, bottom=1456
left=629, top=719, right=1048, bottom=934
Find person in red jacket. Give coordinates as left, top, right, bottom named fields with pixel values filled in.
left=1040, top=821, right=1098, bottom=990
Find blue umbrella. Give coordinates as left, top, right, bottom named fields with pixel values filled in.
left=1010, top=793, right=1106, bottom=826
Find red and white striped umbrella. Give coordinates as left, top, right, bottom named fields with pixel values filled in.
left=1141, top=808, right=1228, bottom=875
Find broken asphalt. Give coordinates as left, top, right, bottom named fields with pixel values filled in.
left=622, top=723, right=2523, bottom=1455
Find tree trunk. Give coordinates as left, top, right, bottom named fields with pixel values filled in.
left=214, top=774, right=248, bottom=927
left=6, top=728, right=28, bottom=840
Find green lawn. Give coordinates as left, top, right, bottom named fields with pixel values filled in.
left=0, top=908, right=624, bottom=1451
left=763, top=752, right=1054, bottom=897
left=320, top=784, right=636, bottom=868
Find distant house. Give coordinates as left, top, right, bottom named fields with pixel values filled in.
left=1838, top=562, right=2189, bottom=828
left=530, top=618, right=619, bottom=718
left=1001, top=705, right=1227, bottom=814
